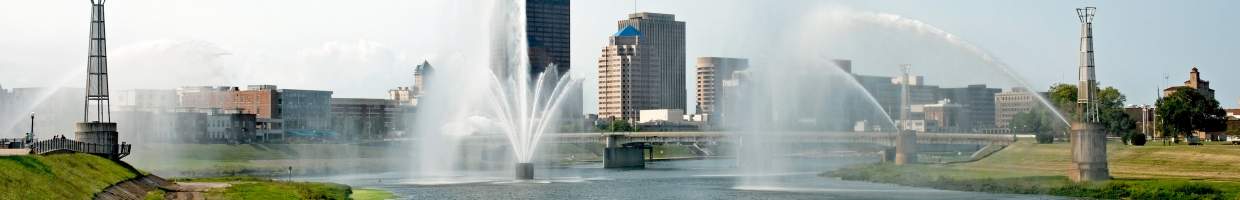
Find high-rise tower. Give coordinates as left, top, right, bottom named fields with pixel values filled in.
left=526, top=0, right=570, bottom=77
left=597, top=25, right=654, bottom=121
left=1069, top=6, right=1109, bottom=182
left=617, top=13, right=686, bottom=112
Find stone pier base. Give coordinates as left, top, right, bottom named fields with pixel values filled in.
left=515, top=163, right=534, bottom=180
left=603, top=147, right=645, bottom=168
left=75, top=122, right=119, bottom=159
left=895, top=130, right=918, bottom=165
left=1069, top=122, right=1110, bottom=182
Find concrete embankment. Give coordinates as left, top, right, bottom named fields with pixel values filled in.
left=94, top=175, right=174, bottom=200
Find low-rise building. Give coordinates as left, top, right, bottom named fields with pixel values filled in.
left=1163, top=67, right=1214, bottom=97
left=994, top=87, right=1039, bottom=128
left=205, top=109, right=257, bottom=143
left=330, top=98, right=398, bottom=140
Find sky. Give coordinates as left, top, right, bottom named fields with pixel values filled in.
left=1, top=0, right=1237, bottom=115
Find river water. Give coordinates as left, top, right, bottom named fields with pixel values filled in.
left=302, top=158, right=1061, bottom=200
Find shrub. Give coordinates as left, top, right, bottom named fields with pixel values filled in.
left=1036, top=132, right=1055, bottom=144
left=1130, top=133, right=1148, bottom=146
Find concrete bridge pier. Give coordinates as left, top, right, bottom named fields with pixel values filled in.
left=603, top=134, right=645, bottom=168
left=1069, top=122, right=1109, bottom=182
left=894, top=130, right=917, bottom=165
left=75, top=122, right=120, bottom=159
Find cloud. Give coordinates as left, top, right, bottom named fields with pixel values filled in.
left=109, top=39, right=241, bottom=89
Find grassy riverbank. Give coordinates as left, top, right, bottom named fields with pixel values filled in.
left=825, top=141, right=1240, bottom=199
left=0, top=153, right=140, bottom=200
left=167, top=176, right=353, bottom=200
left=351, top=188, right=397, bottom=200
left=126, top=143, right=405, bottom=177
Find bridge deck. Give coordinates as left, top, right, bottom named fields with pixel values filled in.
left=464, top=131, right=1018, bottom=146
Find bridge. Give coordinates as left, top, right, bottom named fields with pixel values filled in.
left=462, top=131, right=1020, bottom=168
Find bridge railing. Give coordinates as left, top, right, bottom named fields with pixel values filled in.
left=29, top=137, right=130, bottom=158
left=463, top=131, right=1019, bottom=146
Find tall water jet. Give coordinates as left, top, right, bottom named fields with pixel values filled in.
left=410, top=0, right=579, bottom=180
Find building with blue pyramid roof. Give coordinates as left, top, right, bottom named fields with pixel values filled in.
left=614, top=25, right=641, bottom=37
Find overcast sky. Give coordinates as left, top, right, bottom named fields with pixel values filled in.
left=2, top=0, right=1237, bottom=114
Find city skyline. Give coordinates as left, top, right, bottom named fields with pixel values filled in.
left=2, top=2, right=1240, bottom=199
left=2, top=0, right=1238, bottom=116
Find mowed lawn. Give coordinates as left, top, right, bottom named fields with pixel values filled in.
left=0, top=153, right=140, bottom=200
left=954, top=141, right=1240, bottom=180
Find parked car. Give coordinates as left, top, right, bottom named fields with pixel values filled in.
left=1188, top=137, right=1203, bottom=145
left=1228, top=135, right=1240, bottom=145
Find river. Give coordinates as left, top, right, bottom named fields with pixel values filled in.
left=300, top=158, right=1061, bottom=199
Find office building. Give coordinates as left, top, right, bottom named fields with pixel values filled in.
left=940, top=84, right=1000, bottom=129
left=617, top=12, right=687, bottom=112
left=276, top=89, right=333, bottom=132
left=330, top=98, right=398, bottom=140
left=598, top=25, right=657, bottom=121
left=695, top=57, right=749, bottom=116
left=526, top=0, right=571, bottom=76
left=994, top=87, right=1039, bottom=128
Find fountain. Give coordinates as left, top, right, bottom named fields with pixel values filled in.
left=409, top=0, right=579, bottom=181
left=724, top=6, right=1073, bottom=189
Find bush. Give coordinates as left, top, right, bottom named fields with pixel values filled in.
left=1036, top=132, right=1055, bottom=144
left=1130, top=133, right=1148, bottom=146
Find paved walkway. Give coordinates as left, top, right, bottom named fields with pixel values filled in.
left=163, top=182, right=231, bottom=200
left=0, top=149, right=29, bottom=156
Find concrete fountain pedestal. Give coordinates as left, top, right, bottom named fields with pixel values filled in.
left=516, top=163, right=534, bottom=180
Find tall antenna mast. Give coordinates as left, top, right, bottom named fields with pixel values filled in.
left=85, top=0, right=112, bottom=123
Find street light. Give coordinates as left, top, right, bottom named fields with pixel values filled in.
left=26, top=112, right=34, bottom=144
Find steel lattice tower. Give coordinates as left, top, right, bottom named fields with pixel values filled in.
left=85, top=0, right=111, bottom=122
left=1069, top=6, right=1109, bottom=182
left=1075, top=7, right=1099, bottom=123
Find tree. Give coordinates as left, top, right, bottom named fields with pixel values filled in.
left=603, top=119, right=636, bottom=132
left=1155, top=87, right=1226, bottom=142
left=1044, top=84, right=1137, bottom=140
left=1009, top=106, right=1064, bottom=144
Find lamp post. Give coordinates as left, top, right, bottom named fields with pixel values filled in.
left=26, top=112, right=34, bottom=144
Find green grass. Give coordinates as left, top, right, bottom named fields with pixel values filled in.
left=178, top=176, right=352, bottom=200
left=957, top=141, right=1240, bottom=180
left=351, top=188, right=396, bottom=200
left=219, top=182, right=349, bottom=200
left=825, top=141, right=1240, bottom=199
left=828, top=163, right=1240, bottom=199
left=0, top=153, right=140, bottom=200
left=125, top=143, right=406, bottom=177
left=144, top=189, right=166, bottom=200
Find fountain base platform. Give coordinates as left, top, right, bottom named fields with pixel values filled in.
left=516, top=163, right=534, bottom=180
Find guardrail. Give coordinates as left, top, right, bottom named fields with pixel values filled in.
left=463, top=131, right=1019, bottom=146
left=29, top=137, right=130, bottom=159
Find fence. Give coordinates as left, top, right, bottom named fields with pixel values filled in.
left=28, top=137, right=130, bottom=159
